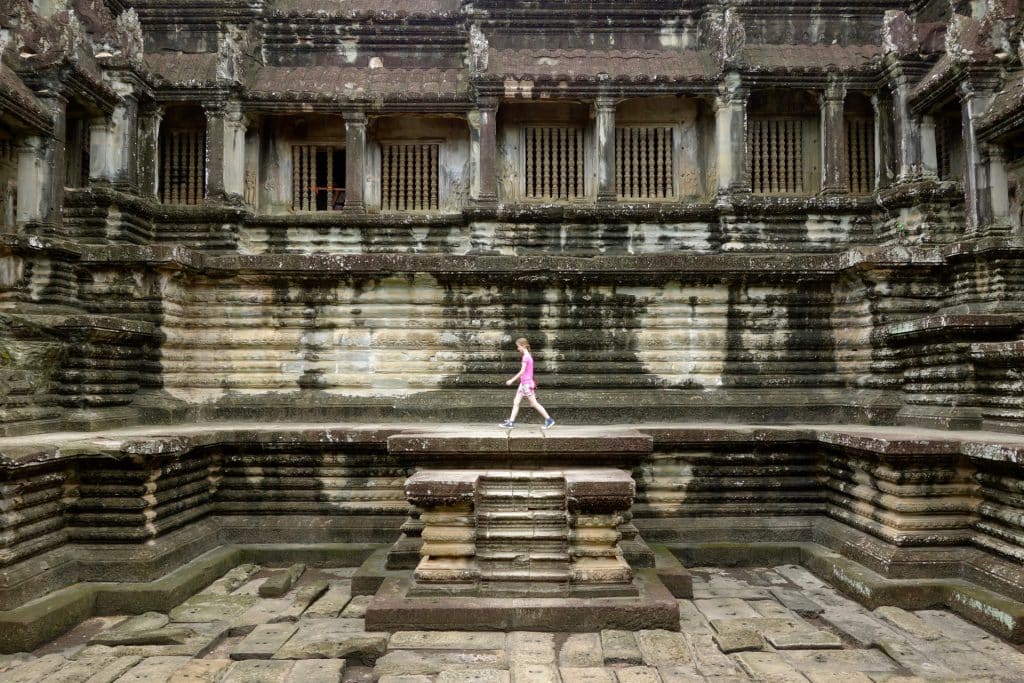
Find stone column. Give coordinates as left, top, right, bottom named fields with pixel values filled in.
left=343, top=110, right=367, bottom=213
left=472, top=96, right=499, bottom=205
left=982, top=143, right=1011, bottom=234
left=88, top=116, right=114, bottom=184
left=15, top=136, right=45, bottom=227
left=137, top=104, right=163, bottom=199
left=891, top=74, right=920, bottom=183
left=223, top=102, right=247, bottom=202
left=820, top=83, right=847, bottom=194
left=595, top=96, right=616, bottom=204
left=204, top=104, right=226, bottom=203
left=871, top=93, right=893, bottom=189
left=715, top=73, right=749, bottom=197
left=106, top=79, right=140, bottom=189
left=919, top=115, right=939, bottom=179
left=960, top=84, right=994, bottom=232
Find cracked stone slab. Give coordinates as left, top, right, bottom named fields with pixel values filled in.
left=113, top=656, right=193, bottom=683
left=340, top=594, right=374, bottom=618
left=169, top=593, right=260, bottom=624
left=712, top=626, right=765, bottom=653
left=269, top=582, right=329, bottom=623
left=272, top=619, right=386, bottom=661
left=374, top=650, right=509, bottom=676
left=873, top=606, right=943, bottom=641
left=615, top=666, right=663, bottom=683
left=389, top=631, right=506, bottom=650
left=655, top=663, right=704, bottom=682
left=282, top=659, right=346, bottom=683
left=771, top=588, right=825, bottom=617
left=45, top=653, right=142, bottom=683
left=231, top=623, right=299, bottom=660
left=735, top=651, right=812, bottom=682
left=259, top=564, right=306, bottom=598
left=766, top=630, right=843, bottom=650
left=436, top=670, right=510, bottom=683
left=600, top=630, right=642, bottom=665
left=781, top=649, right=897, bottom=674
left=507, top=631, right=555, bottom=664
left=694, top=598, right=760, bottom=621
left=635, top=629, right=691, bottom=666
left=558, top=667, right=616, bottom=683
left=873, top=637, right=958, bottom=678
left=75, top=621, right=230, bottom=658
left=558, top=633, right=604, bottom=667
left=221, top=659, right=293, bottom=682
left=171, top=658, right=233, bottom=683
left=302, top=584, right=352, bottom=618
left=511, top=662, right=560, bottom=683
left=203, top=565, right=261, bottom=595
left=4, top=654, right=69, bottom=683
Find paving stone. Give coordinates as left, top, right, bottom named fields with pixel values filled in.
left=912, top=610, right=993, bottom=641
left=601, top=630, right=643, bottom=665
left=817, top=609, right=901, bottom=648
left=272, top=619, right=387, bottom=661
left=378, top=676, right=434, bottom=683
left=558, top=633, right=604, bottom=667
left=235, top=597, right=295, bottom=632
left=260, top=564, right=306, bottom=598
left=75, top=621, right=230, bottom=658
left=694, top=598, right=760, bottom=621
left=170, top=658, right=233, bottom=683
left=89, top=624, right=195, bottom=647
left=437, top=670, right=511, bottom=683
left=685, top=633, right=746, bottom=679
left=284, top=658, right=346, bottom=683
left=0, top=653, right=34, bottom=673
left=654, top=665, right=703, bottom=682
left=873, top=637, right=957, bottom=679
left=559, top=667, right=616, bottom=683
left=4, top=654, right=69, bottom=683
left=806, top=673, right=873, bottom=683
left=872, top=607, right=943, bottom=641
left=389, top=631, right=506, bottom=650
left=169, top=593, right=260, bottom=623
left=45, top=653, right=141, bottom=683
left=765, top=630, right=843, bottom=650
left=303, top=584, right=353, bottom=618
left=749, top=599, right=801, bottom=620
left=374, top=650, right=508, bottom=676
left=231, top=578, right=268, bottom=597
left=934, top=637, right=1024, bottom=678
left=114, top=656, right=193, bottom=683
left=203, top=565, right=261, bottom=595
left=270, top=581, right=330, bottom=622
left=507, top=631, right=555, bottom=664
left=781, top=649, right=897, bottom=674
left=511, top=662, right=560, bottom=683
left=734, top=652, right=811, bottom=682
left=615, top=666, right=663, bottom=683
left=231, top=623, right=299, bottom=660
left=676, top=601, right=711, bottom=634
left=635, top=630, right=691, bottom=667
left=770, top=589, right=824, bottom=617
left=221, top=659, right=293, bottom=682
left=711, top=627, right=764, bottom=653
left=93, top=612, right=169, bottom=639
left=340, top=594, right=373, bottom=617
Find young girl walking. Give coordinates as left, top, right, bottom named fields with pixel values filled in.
left=501, top=337, right=555, bottom=429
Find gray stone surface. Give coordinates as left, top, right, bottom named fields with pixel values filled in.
left=231, top=623, right=298, bottom=660
left=259, top=564, right=306, bottom=598
left=221, top=659, right=293, bottom=683
left=601, top=630, right=643, bottom=665
left=302, top=584, right=353, bottom=618
left=558, top=633, right=604, bottom=667
left=390, top=632, right=507, bottom=651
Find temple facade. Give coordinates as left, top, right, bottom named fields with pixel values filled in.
left=3, top=0, right=1024, bottom=658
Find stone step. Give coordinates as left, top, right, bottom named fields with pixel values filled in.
left=476, top=510, right=567, bottom=523
left=476, top=550, right=570, bottom=563
left=476, top=526, right=569, bottom=542
left=479, top=565, right=572, bottom=582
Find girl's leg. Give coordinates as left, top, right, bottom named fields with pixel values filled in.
left=509, top=392, right=524, bottom=421
left=526, top=394, right=551, bottom=420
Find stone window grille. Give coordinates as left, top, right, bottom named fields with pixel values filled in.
left=0, top=139, right=15, bottom=229
left=65, top=120, right=90, bottom=189
left=523, top=126, right=585, bottom=201
left=292, top=145, right=346, bottom=211
left=748, top=118, right=806, bottom=194
left=616, top=126, right=675, bottom=200
left=381, top=142, right=439, bottom=212
left=159, top=128, right=206, bottom=205
left=845, top=117, right=875, bottom=195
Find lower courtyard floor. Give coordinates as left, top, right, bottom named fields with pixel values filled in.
left=4, top=563, right=1022, bottom=682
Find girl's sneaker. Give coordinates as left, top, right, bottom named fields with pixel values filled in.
left=500, top=420, right=515, bottom=429
left=543, top=418, right=555, bottom=429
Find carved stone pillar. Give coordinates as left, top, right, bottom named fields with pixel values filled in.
left=820, top=84, right=847, bottom=194
left=88, top=116, right=114, bottom=184
left=204, top=104, right=226, bottom=203
left=919, top=115, right=939, bottom=179
left=343, top=110, right=367, bottom=214
left=473, top=97, right=499, bottom=205
left=715, top=73, right=749, bottom=197
left=595, top=97, right=616, bottom=204
left=138, top=105, right=163, bottom=199
left=870, top=94, right=894, bottom=189
left=982, top=143, right=1011, bottom=234
left=223, top=102, right=247, bottom=202
left=891, top=74, right=920, bottom=183
left=16, top=136, right=45, bottom=227
left=960, top=84, right=994, bottom=232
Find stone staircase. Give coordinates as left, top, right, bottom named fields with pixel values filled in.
left=474, top=473, right=571, bottom=595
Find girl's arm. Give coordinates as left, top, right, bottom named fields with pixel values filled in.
left=506, top=360, right=526, bottom=385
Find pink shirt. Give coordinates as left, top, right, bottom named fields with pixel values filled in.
left=520, top=351, right=535, bottom=386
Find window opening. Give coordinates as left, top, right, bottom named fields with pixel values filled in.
left=616, top=126, right=674, bottom=200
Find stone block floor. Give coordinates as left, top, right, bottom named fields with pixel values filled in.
left=5, top=563, right=1024, bottom=682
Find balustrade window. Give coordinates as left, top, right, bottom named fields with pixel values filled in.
left=381, top=142, right=439, bottom=212
left=292, top=145, right=345, bottom=211
left=616, top=126, right=675, bottom=200
left=845, top=117, right=875, bottom=195
left=749, top=119, right=808, bottom=194
left=523, top=126, right=585, bottom=201
left=64, top=119, right=90, bottom=189
left=936, top=114, right=964, bottom=181
left=159, top=128, right=206, bottom=205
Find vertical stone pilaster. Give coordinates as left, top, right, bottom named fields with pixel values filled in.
left=595, top=96, right=616, bottom=204
left=919, top=115, right=939, bottom=179
left=820, top=83, right=847, bottom=194
left=223, top=102, right=247, bottom=202
left=715, top=74, right=749, bottom=197
left=88, top=116, right=114, bottom=184
left=983, top=143, right=1011, bottom=235
left=891, top=74, right=920, bottom=183
left=15, top=136, right=44, bottom=227
left=138, top=105, right=163, bottom=199
left=473, top=96, right=499, bottom=205
left=343, top=110, right=367, bottom=214
left=960, top=84, right=993, bottom=232
left=870, top=93, right=893, bottom=189
left=104, top=78, right=141, bottom=189
left=204, top=104, right=226, bottom=203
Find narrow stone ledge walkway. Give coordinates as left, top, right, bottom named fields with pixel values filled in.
left=4, top=564, right=1023, bottom=682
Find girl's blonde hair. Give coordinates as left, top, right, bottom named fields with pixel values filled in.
left=515, top=337, right=531, bottom=350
